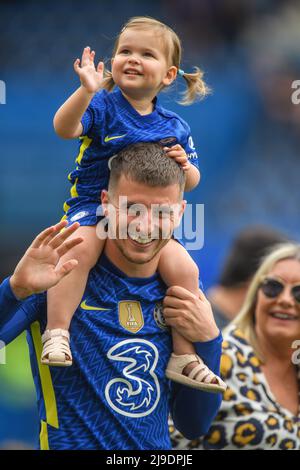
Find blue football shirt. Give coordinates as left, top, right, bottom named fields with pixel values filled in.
left=0, top=254, right=223, bottom=450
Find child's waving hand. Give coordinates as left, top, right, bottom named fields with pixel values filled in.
left=74, top=47, right=104, bottom=94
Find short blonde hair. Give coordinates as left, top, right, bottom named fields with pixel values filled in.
left=227, top=243, right=300, bottom=361
left=101, top=16, right=210, bottom=105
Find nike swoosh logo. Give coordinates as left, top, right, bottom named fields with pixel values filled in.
left=104, top=134, right=127, bottom=143
left=80, top=300, right=110, bottom=311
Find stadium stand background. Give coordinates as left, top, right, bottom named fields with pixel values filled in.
left=1, top=0, right=300, bottom=447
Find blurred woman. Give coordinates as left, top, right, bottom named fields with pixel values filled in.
left=171, top=243, right=300, bottom=450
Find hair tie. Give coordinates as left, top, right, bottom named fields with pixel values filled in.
left=178, top=69, right=185, bottom=77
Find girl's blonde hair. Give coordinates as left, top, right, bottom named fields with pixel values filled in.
left=101, top=16, right=210, bottom=105
left=227, top=243, right=300, bottom=362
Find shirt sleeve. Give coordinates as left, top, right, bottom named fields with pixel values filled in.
left=0, top=277, right=40, bottom=345
left=81, top=91, right=107, bottom=137
left=169, top=332, right=223, bottom=440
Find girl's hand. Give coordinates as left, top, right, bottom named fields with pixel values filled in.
left=164, top=145, right=191, bottom=172
left=74, top=47, right=104, bottom=94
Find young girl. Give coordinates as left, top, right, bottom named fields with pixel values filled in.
left=42, top=16, right=226, bottom=393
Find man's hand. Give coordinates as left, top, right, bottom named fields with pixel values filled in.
left=163, top=286, right=219, bottom=343
left=74, top=47, right=104, bottom=94
left=164, top=145, right=191, bottom=172
left=10, top=221, right=84, bottom=299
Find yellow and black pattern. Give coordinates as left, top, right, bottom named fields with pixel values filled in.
left=170, top=325, right=300, bottom=450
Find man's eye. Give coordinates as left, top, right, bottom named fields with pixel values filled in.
left=161, top=212, right=174, bottom=219
left=127, top=205, right=145, bottom=217
left=153, top=208, right=173, bottom=219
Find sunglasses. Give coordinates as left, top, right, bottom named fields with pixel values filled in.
left=260, top=278, right=300, bottom=304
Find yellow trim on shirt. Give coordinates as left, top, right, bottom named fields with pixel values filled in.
left=70, top=177, right=79, bottom=198
left=40, top=420, right=50, bottom=450
left=76, top=135, right=92, bottom=165
left=63, top=135, right=93, bottom=206
left=30, top=322, right=59, bottom=430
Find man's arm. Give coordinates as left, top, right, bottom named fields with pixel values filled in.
left=169, top=333, right=222, bottom=439
left=163, top=286, right=223, bottom=439
left=0, top=278, right=40, bottom=344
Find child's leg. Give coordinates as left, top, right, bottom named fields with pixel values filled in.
left=159, top=241, right=199, bottom=357
left=159, top=240, right=226, bottom=393
left=42, top=225, right=105, bottom=366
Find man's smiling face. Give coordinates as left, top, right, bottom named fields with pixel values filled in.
left=102, top=174, right=185, bottom=266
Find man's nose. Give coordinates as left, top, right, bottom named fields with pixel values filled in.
left=136, top=211, right=150, bottom=232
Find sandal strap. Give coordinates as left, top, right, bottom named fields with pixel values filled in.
left=169, top=353, right=199, bottom=370
left=190, top=365, right=217, bottom=384
left=188, top=363, right=207, bottom=381
left=169, top=353, right=226, bottom=387
left=190, top=356, right=225, bottom=386
left=41, top=329, right=72, bottom=361
left=42, top=339, right=71, bottom=358
left=42, top=328, right=70, bottom=343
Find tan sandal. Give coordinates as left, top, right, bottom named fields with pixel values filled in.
left=41, top=329, right=72, bottom=367
left=166, top=353, right=227, bottom=393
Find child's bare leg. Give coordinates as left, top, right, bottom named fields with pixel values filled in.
left=159, top=240, right=199, bottom=374
left=159, top=240, right=226, bottom=392
left=46, top=226, right=104, bottom=329
left=42, top=225, right=105, bottom=365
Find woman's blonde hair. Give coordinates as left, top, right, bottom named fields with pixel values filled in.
left=101, top=16, right=210, bottom=105
left=227, top=243, right=300, bottom=362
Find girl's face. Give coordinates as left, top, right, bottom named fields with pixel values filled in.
left=255, top=259, right=300, bottom=347
left=111, top=28, right=177, bottom=100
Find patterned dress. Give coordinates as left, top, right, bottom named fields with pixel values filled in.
left=170, top=325, right=300, bottom=450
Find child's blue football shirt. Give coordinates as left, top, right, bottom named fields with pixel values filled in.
left=64, top=87, right=199, bottom=225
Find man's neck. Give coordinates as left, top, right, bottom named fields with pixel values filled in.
left=104, top=240, right=159, bottom=278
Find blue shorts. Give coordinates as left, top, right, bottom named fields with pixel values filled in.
left=64, top=202, right=103, bottom=226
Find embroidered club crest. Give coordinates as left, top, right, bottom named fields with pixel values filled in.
left=153, top=302, right=168, bottom=330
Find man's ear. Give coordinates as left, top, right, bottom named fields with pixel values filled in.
left=180, top=199, right=187, bottom=217
left=162, top=66, right=178, bottom=87
left=174, top=199, right=186, bottom=228
left=101, top=189, right=109, bottom=216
